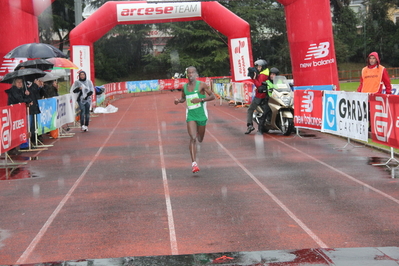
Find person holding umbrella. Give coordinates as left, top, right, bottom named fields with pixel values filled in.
left=71, top=71, right=94, bottom=132
left=5, top=78, right=33, bottom=152
left=2, top=68, right=47, bottom=150
left=43, top=80, right=59, bottom=98
left=5, top=78, right=32, bottom=106
left=27, top=79, right=45, bottom=143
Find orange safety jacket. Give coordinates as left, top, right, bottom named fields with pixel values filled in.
left=360, top=65, right=385, bottom=93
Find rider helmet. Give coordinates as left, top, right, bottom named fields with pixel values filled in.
left=269, top=67, right=280, bottom=75
left=254, top=59, right=268, bottom=71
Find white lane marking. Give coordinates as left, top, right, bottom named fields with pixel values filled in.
left=215, top=107, right=399, bottom=205
left=275, top=139, right=399, bottom=205
left=154, top=96, right=179, bottom=255
left=207, top=130, right=329, bottom=248
left=16, top=99, right=136, bottom=264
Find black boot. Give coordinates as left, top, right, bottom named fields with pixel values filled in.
left=245, top=125, right=255, bottom=134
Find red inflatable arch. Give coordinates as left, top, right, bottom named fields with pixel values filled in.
left=69, top=1, right=253, bottom=83
left=0, top=0, right=55, bottom=106
left=0, top=0, right=339, bottom=107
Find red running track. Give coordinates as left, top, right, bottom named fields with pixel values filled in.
left=0, top=91, right=398, bottom=265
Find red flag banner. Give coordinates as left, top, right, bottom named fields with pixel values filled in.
left=294, top=90, right=323, bottom=130
left=0, top=103, right=28, bottom=154
left=369, top=94, right=399, bottom=148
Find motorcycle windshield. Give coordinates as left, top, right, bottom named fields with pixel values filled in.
left=273, top=76, right=291, bottom=92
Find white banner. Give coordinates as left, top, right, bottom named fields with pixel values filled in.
left=117, top=2, right=201, bottom=22
left=72, top=45, right=91, bottom=83
left=230, top=37, right=251, bottom=82
left=383, top=84, right=399, bottom=95
left=55, top=94, right=75, bottom=128
left=232, top=82, right=245, bottom=103
left=321, top=91, right=369, bottom=142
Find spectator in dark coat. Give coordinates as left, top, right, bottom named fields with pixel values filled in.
left=5, top=78, right=32, bottom=105
left=43, top=80, right=59, bottom=98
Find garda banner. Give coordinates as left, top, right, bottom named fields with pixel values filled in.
left=55, top=94, right=75, bottom=128
left=321, top=91, right=368, bottom=142
left=294, top=90, right=323, bottom=130
left=382, top=84, right=399, bottom=95
left=369, top=94, right=399, bottom=149
left=37, top=98, right=58, bottom=135
left=0, top=104, right=28, bottom=154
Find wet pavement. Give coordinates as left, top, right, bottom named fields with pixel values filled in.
left=0, top=91, right=399, bottom=265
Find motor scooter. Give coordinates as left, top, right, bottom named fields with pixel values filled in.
left=253, top=76, right=294, bottom=136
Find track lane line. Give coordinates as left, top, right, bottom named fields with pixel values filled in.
left=215, top=107, right=399, bottom=205
left=16, top=99, right=136, bottom=264
left=206, top=130, right=329, bottom=248
left=154, top=95, right=179, bottom=255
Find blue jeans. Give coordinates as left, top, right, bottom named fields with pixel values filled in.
left=79, top=102, right=90, bottom=126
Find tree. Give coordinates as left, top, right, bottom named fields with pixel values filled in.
left=143, top=21, right=230, bottom=78
left=94, top=24, right=153, bottom=81
left=332, top=5, right=360, bottom=63
left=221, top=0, right=289, bottom=71
left=361, top=0, right=399, bottom=66
left=38, top=0, right=76, bottom=52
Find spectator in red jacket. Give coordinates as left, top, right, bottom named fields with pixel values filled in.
left=357, top=52, right=391, bottom=94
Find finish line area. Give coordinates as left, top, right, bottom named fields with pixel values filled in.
left=0, top=91, right=398, bottom=265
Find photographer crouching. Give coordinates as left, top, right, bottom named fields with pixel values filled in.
left=245, top=59, right=270, bottom=135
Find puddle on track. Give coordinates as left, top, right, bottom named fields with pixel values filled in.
left=0, top=166, right=42, bottom=181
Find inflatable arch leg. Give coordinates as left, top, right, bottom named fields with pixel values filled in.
left=277, top=0, right=339, bottom=88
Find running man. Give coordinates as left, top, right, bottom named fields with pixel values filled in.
left=174, top=66, right=215, bottom=173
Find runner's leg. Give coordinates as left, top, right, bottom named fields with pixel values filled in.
left=197, top=124, right=206, bottom=143
left=187, top=121, right=198, bottom=162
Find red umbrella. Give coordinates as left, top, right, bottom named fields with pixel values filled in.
left=46, top=57, right=78, bottom=69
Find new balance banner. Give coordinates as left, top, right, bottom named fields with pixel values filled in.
left=294, top=90, right=323, bottom=130
left=369, top=94, right=399, bottom=149
left=321, top=91, right=368, bottom=142
left=0, top=104, right=27, bottom=154
left=37, top=98, right=57, bottom=134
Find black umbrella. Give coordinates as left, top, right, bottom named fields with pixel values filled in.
left=4, top=43, right=67, bottom=59
left=0, top=68, right=47, bottom=84
left=14, top=59, right=54, bottom=71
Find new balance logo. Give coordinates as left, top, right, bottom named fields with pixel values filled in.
left=0, top=58, right=27, bottom=74
left=301, top=91, right=314, bottom=112
left=304, top=42, right=330, bottom=60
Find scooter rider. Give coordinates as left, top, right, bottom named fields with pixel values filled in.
left=245, top=59, right=270, bottom=134
left=263, top=67, right=280, bottom=122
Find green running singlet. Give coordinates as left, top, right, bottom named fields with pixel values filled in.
left=184, top=81, right=208, bottom=125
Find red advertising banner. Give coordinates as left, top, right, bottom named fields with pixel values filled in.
left=0, top=103, right=28, bottom=154
left=243, top=82, right=254, bottom=104
left=103, top=82, right=128, bottom=97
left=369, top=94, right=399, bottom=149
left=294, top=90, right=323, bottom=130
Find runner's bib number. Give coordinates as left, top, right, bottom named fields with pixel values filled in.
left=186, top=93, right=201, bottom=110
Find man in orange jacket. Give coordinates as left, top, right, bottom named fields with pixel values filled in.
left=357, top=52, right=392, bottom=94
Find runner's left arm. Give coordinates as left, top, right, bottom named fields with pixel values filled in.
left=202, top=83, right=215, bottom=102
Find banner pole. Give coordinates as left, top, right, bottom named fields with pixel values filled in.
left=372, top=147, right=399, bottom=166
